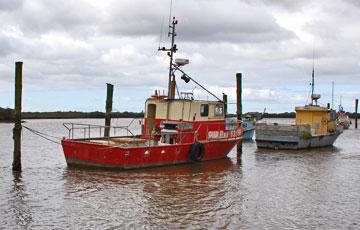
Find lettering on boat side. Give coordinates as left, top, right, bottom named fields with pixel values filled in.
left=207, top=130, right=241, bottom=139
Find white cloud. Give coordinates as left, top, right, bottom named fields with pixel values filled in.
left=0, top=0, right=359, bottom=112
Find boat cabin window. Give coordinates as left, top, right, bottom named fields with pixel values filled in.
left=161, top=134, right=176, bottom=144
left=200, top=104, right=209, bottom=117
left=215, top=104, right=224, bottom=116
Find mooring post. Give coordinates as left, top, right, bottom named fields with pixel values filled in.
left=355, top=98, right=358, bottom=129
left=104, top=83, right=114, bottom=138
left=12, top=62, right=23, bottom=172
left=223, top=93, right=228, bottom=117
left=236, top=73, right=243, bottom=156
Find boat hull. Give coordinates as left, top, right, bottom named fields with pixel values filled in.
left=255, top=123, right=342, bottom=150
left=243, top=128, right=255, bottom=140
left=242, top=120, right=255, bottom=140
left=61, top=138, right=240, bottom=169
left=256, top=131, right=341, bottom=150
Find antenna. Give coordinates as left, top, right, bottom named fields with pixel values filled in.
left=331, top=81, right=334, bottom=110
left=311, top=66, right=315, bottom=105
left=191, top=86, right=197, bottom=94
left=339, top=96, right=343, bottom=112
left=340, top=96, right=342, bottom=108
left=168, top=0, right=173, bottom=36
left=158, top=17, right=164, bottom=50
left=311, top=40, right=315, bottom=105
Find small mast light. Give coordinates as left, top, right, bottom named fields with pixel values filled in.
left=181, top=74, right=190, bottom=83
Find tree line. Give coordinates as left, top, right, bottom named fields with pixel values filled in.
left=0, top=107, right=143, bottom=121
left=1, top=107, right=359, bottom=121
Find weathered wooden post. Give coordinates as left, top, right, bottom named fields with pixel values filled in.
left=222, top=93, right=228, bottom=117
left=104, top=83, right=114, bottom=138
left=355, top=99, right=358, bottom=129
left=236, top=73, right=242, bottom=156
left=12, top=62, right=23, bottom=172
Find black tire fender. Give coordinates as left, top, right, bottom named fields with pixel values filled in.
left=189, top=142, right=205, bottom=162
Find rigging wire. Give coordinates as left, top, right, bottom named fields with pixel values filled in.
left=22, top=125, right=62, bottom=145
left=173, top=65, right=222, bottom=101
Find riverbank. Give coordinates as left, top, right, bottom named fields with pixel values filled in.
left=0, top=107, right=144, bottom=121
left=0, top=120, right=13, bottom=123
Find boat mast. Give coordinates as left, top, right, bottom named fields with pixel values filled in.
left=311, top=66, right=315, bottom=105
left=158, top=17, right=222, bottom=102
left=339, top=96, right=343, bottom=111
left=331, top=81, right=334, bottom=110
left=311, top=42, right=315, bottom=106
left=159, top=17, right=178, bottom=99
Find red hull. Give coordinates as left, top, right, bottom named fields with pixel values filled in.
left=61, top=138, right=240, bottom=169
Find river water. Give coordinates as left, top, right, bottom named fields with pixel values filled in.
left=1, top=118, right=359, bottom=229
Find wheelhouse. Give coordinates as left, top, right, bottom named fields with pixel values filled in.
left=144, top=96, right=225, bottom=135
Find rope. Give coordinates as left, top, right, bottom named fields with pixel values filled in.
left=22, top=126, right=62, bottom=145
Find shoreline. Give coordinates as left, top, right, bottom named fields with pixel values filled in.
left=0, top=120, right=12, bottom=123
left=0, top=117, right=143, bottom=123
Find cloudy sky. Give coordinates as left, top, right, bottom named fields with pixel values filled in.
left=0, top=0, right=359, bottom=113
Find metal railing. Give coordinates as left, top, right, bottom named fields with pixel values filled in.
left=63, top=119, right=242, bottom=145
left=63, top=123, right=135, bottom=140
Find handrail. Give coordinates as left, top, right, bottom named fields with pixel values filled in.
left=127, top=118, right=143, bottom=127
left=63, top=123, right=135, bottom=140
left=62, top=120, right=242, bottom=144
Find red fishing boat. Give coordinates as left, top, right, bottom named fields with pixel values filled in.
left=61, top=17, right=243, bottom=169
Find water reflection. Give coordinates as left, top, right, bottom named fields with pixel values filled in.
left=62, top=158, right=238, bottom=184
left=245, top=145, right=353, bottom=229
left=254, top=146, right=340, bottom=162
left=142, top=159, right=239, bottom=228
left=9, top=171, right=33, bottom=229
left=61, top=158, right=243, bottom=228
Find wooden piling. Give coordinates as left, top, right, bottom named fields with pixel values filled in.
left=12, top=62, right=23, bottom=172
left=355, top=99, right=358, bottom=129
left=104, top=83, right=114, bottom=138
left=236, top=73, right=242, bottom=155
left=222, top=93, right=228, bottom=117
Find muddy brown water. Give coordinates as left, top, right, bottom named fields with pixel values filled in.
left=1, top=118, right=359, bottom=229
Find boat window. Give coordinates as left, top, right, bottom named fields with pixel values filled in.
left=200, top=104, right=209, bottom=117
left=215, top=104, right=224, bottom=116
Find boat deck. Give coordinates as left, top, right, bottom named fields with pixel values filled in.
left=87, top=137, right=172, bottom=147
